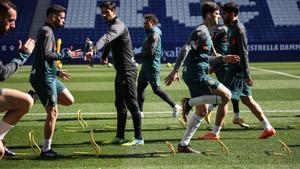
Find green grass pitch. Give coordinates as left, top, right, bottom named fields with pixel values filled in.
left=1, top=62, right=300, bottom=169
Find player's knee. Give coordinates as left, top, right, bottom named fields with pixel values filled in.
left=221, top=89, right=231, bottom=103
left=47, top=109, right=58, bottom=120
left=65, top=96, right=74, bottom=106
left=27, top=95, right=34, bottom=109
left=20, top=95, right=34, bottom=114
left=152, top=86, right=160, bottom=95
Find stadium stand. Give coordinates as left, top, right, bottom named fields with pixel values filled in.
left=0, top=0, right=299, bottom=63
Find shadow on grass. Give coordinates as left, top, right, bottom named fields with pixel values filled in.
left=4, top=151, right=172, bottom=160
left=21, top=117, right=117, bottom=122
left=21, top=116, right=172, bottom=123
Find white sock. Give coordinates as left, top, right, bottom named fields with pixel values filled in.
left=140, top=112, right=144, bottom=118
left=0, top=121, right=13, bottom=140
left=212, top=125, right=222, bottom=135
left=234, top=112, right=240, bottom=119
left=261, top=116, right=273, bottom=130
left=188, top=95, right=222, bottom=106
left=42, top=139, right=52, bottom=152
left=180, top=113, right=202, bottom=146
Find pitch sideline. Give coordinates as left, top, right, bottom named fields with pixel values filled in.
left=251, top=67, right=300, bottom=80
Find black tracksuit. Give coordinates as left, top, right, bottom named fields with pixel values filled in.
left=95, top=17, right=142, bottom=140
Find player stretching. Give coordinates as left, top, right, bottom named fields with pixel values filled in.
left=30, top=4, right=82, bottom=157
left=136, top=14, right=182, bottom=118
left=0, top=0, right=35, bottom=160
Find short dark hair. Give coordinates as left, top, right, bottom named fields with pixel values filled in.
left=201, top=2, right=220, bottom=19
left=0, top=0, right=17, bottom=17
left=144, top=14, right=159, bottom=25
left=100, top=1, right=116, bottom=10
left=222, top=2, right=240, bottom=16
left=47, top=4, right=66, bottom=17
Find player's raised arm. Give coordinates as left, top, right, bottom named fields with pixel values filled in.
left=164, top=31, right=196, bottom=86
left=94, top=21, right=124, bottom=52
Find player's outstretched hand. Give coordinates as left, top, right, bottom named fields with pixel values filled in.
left=223, top=55, right=240, bottom=63
left=70, top=49, right=82, bottom=58
left=164, top=70, right=180, bottom=86
left=58, top=70, right=71, bottom=81
left=19, top=38, right=35, bottom=54
left=246, top=76, right=254, bottom=86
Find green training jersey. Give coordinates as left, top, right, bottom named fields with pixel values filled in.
left=140, top=26, right=162, bottom=73
left=211, top=25, right=228, bottom=55
left=182, top=24, right=212, bottom=80
left=227, top=20, right=250, bottom=78
left=30, top=23, right=71, bottom=82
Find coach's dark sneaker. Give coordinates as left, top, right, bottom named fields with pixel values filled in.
left=177, top=144, right=200, bottom=154
left=181, top=97, right=192, bottom=122
left=4, top=147, right=16, bottom=157
left=40, top=149, right=64, bottom=158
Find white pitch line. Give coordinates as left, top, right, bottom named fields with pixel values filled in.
left=251, top=67, right=300, bottom=80
left=1, top=109, right=299, bottom=116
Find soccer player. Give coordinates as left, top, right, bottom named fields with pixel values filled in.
left=29, top=4, right=82, bottom=157
left=136, top=14, right=182, bottom=118
left=206, top=21, right=250, bottom=128
left=220, top=2, right=276, bottom=138
left=164, top=2, right=239, bottom=153
left=0, top=0, right=35, bottom=160
left=84, top=37, right=94, bottom=68
left=85, top=1, right=143, bottom=146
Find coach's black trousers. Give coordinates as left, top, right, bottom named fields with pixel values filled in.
left=115, top=70, right=142, bottom=140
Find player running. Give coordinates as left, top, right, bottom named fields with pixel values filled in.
left=136, top=14, right=182, bottom=118
left=219, top=2, right=276, bottom=138
left=29, top=4, right=82, bottom=157
left=165, top=2, right=240, bottom=153
left=206, top=20, right=249, bottom=128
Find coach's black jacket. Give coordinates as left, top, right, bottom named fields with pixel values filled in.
left=94, top=17, right=137, bottom=72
